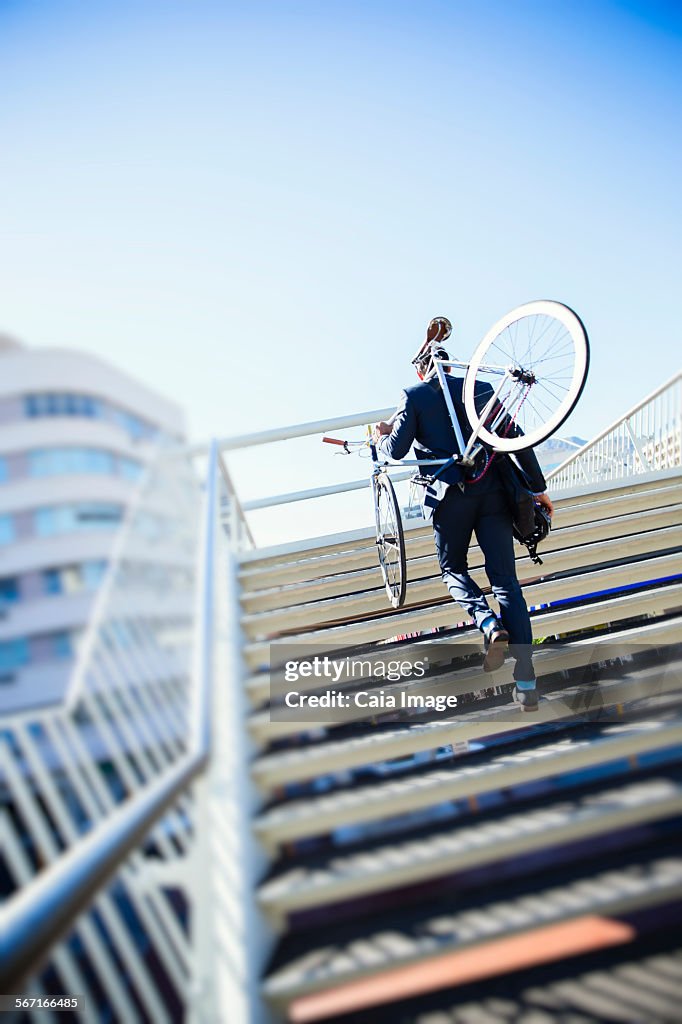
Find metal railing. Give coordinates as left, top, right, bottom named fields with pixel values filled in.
left=0, top=441, right=263, bottom=1021
left=549, top=371, right=682, bottom=490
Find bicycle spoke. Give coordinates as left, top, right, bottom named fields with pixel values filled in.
left=519, top=314, right=544, bottom=368
left=530, top=343, right=576, bottom=368
left=523, top=389, right=558, bottom=421
left=537, top=378, right=570, bottom=402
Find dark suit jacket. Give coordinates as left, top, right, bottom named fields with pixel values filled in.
left=379, top=375, right=547, bottom=492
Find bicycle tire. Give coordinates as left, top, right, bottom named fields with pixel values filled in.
left=463, top=300, right=590, bottom=453
left=373, top=473, right=407, bottom=608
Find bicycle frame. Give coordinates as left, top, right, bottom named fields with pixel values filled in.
left=370, top=346, right=517, bottom=477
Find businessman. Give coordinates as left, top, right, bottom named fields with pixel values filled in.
left=373, top=317, right=553, bottom=711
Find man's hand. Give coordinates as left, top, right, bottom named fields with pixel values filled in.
left=534, top=492, right=554, bottom=518
left=372, top=421, right=392, bottom=443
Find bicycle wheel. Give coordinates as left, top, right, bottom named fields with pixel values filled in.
left=463, top=300, right=589, bottom=452
left=373, top=473, right=407, bottom=608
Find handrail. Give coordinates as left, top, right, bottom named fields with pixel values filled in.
left=182, top=406, right=396, bottom=456
left=0, top=440, right=220, bottom=991
left=241, top=459, right=459, bottom=512
left=242, top=470, right=414, bottom=511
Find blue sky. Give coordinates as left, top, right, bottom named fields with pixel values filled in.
left=1, top=0, right=681, bottom=540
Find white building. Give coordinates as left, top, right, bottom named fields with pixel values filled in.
left=0, top=334, right=185, bottom=713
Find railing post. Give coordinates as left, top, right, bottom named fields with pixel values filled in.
left=576, top=454, right=590, bottom=484
left=188, top=441, right=220, bottom=1021
left=189, top=446, right=275, bottom=1024
left=624, top=416, right=650, bottom=473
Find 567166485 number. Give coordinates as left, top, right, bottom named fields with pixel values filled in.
left=0, top=995, right=82, bottom=1012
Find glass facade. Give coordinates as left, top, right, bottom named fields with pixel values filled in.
left=81, top=560, right=108, bottom=589
left=24, top=393, right=101, bottom=418
left=119, top=457, right=143, bottom=481
left=42, top=568, right=61, bottom=595
left=0, top=577, right=19, bottom=604
left=0, top=633, right=76, bottom=674
left=29, top=448, right=114, bottom=477
left=0, top=638, right=29, bottom=673
left=50, top=632, right=73, bottom=660
left=23, top=392, right=161, bottom=442
left=34, top=503, right=123, bottom=537
left=0, top=515, right=15, bottom=545
left=43, top=560, right=108, bottom=595
left=113, top=408, right=156, bottom=440
left=0, top=448, right=144, bottom=483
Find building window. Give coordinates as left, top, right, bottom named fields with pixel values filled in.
left=34, top=504, right=123, bottom=537
left=35, top=508, right=65, bottom=537
left=24, top=393, right=103, bottom=419
left=118, top=457, right=143, bottom=481
left=81, top=560, right=108, bottom=589
left=29, top=448, right=115, bottom=477
left=42, top=560, right=108, bottom=595
left=23, top=393, right=165, bottom=443
left=0, top=515, right=14, bottom=546
left=0, top=577, right=19, bottom=604
left=0, top=448, right=146, bottom=481
left=43, top=568, right=62, bottom=595
left=0, top=638, right=29, bottom=672
left=75, top=504, right=122, bottom=527
left=113, top=408, right=158, bottom=441
left=51, top=632, right=73, bottom=660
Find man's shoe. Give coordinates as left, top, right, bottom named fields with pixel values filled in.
left=482, top=618, right=509, bottom=672
left=513, top=682, right=539, bottom=712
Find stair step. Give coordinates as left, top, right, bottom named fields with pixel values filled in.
left=244, top=551, right=682, bottom=670
left=253, top=714, right=682, bottom=849
left=241, top=501, right=682, bottom=614
left=251, top=640, right=682, bottom=786
left=258, top=771, right=682, bottom=918
left=262, top=848, right=682, bottom=1006
left=248, top=616, right=682, bottom=745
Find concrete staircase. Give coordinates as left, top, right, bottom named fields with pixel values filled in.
left=239, top=467, right=682, bottom=1021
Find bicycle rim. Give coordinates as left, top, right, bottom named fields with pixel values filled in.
left=374, top=474, right=407, bottom=608
left=463, top=300, right=589, bottom=452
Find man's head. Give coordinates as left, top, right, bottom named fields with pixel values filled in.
left=414, top=346, right=449, bottom=381
left=412, top=316, right=453, bottom=380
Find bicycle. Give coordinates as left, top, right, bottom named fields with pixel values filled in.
left=324, top=300, right=590, bottom=608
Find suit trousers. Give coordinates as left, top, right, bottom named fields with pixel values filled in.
left=431, top=470, right=535, bottom=681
